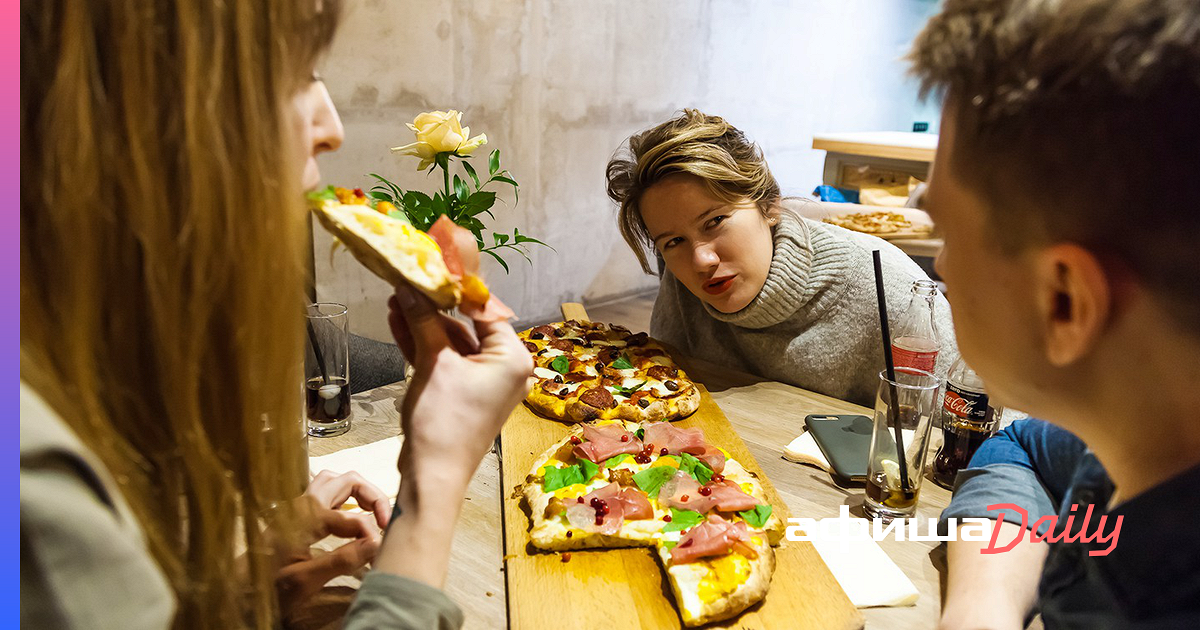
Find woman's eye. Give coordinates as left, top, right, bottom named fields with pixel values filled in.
left=662, top=237, right=683, bottom=250
left=706, top=215, right=727, bottom=229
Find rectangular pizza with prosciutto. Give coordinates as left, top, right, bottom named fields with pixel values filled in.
left=519, top=420, right=781, bottom=626
left=517, top=320, right=700, bottom=423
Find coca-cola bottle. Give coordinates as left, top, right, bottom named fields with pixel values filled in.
left=892, top=279, right=941, bottom=374
left=931, top=357, right=1002, bottom=489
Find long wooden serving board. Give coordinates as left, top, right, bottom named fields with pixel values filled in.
left=499, top=337, right=863, bottom=629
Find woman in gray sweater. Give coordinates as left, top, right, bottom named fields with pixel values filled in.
left=607, top=110, right=957, bottom=407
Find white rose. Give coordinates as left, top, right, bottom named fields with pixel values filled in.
left=390, top=110, right=487, bottom=170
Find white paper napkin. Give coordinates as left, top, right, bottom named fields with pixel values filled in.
left=804, top=523, right=920, bottom=607
left=309, top=435, right=404, bottom=502
left=782, top=430, right=920, bottom=608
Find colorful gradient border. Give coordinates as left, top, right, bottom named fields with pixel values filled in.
left=6, top=0, right=20, bottom=621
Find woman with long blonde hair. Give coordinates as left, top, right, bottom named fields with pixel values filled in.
left=20, top=0, right=531, bottom=627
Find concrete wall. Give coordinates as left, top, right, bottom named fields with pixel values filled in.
left=314, top=0, right=940, bottom=341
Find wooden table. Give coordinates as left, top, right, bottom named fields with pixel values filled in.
left=306, top=359, right=953, bottom=629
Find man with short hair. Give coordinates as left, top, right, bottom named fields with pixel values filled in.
left=908, top=0, right=1200, bottom=627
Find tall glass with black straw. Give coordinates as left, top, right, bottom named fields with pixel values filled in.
left=863, top=251, right=941, bottom=520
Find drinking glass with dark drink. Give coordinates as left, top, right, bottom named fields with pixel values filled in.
left=305, top=302, right=351, bottom=437
left=864, top=368, right=940, bottom=521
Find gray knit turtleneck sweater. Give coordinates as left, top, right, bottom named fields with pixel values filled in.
left=650, top=210, right=958, bottom=408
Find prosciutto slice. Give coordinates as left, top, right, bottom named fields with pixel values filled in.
left=642, top=423, right=726, bottom=473
left=658, top=471, right=761, bottom=513
left=564, top=482, right=653, bottom=535
left=670, top=515, right=758, bottom=564
left=573, top=423, right=643, bottom=464
left=427, top=215, right=514, bottom=322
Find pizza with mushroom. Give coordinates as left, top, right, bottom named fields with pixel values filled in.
left=517, top=320, right=700, bottom=423
left=520, top=419, right=781, bottom=627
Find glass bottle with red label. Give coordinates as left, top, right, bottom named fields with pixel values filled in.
left=892, top=279, right=941, bottom=374
left=931, top=356, right=1003, bottom=489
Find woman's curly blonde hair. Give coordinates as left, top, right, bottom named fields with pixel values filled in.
left=606, top=110, right=780, bottom=273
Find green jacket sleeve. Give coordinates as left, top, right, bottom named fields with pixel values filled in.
left=344, top=572, right=464, bottom=630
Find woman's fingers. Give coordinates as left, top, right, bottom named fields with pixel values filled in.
left=387, top=295, right=417, bottom=362
left=442, top=313, right=482, bottom=356
left=389, top=285, right=450, bottom=361
left=277, top=536, right=381, bottom=612
left=308, top=470, right=392, bottom=529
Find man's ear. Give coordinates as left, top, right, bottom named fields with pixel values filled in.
left=1032, top=244, right=1113, bottom=366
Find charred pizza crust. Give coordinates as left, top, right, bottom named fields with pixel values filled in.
left=518, top=321, right=700, bottom=424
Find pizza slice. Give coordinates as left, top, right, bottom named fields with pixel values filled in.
left=520, top=420, right=781, bottom=626
left=308, top=186, right=513, bottom=320
left=657, top=514, right=776, bottom=627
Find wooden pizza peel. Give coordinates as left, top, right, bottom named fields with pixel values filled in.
left=497, top=304, right=863, bottom=629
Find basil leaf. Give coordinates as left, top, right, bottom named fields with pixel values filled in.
left=579, top=458, right=599, bottom=482
left=662, top=540, right=678, bottom=550
left=604, top=454, right=631, bottom=468
left=612, top=380, right=645, bottom=397
left=738, top=504, right=773, bottom=529
left=679, top=453, right=713, bottom=485
left=306, top=186, right=338, bottom=202
left=542, top=465, right=585, bottom=492
left=612, top=355, right=634, bottom=370
left=633, top=466, right=676, bottom=496
left=662, top=508, right=705, bottom=533
left=549, top=356, right=570, bottom=374
left=635, top=428, right=645, bottom=440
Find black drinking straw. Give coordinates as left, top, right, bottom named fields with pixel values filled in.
left=872, top=250, right=912, bottom=497
left=307, top=320, right=330, bottom=385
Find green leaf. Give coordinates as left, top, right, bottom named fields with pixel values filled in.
left=541, top=465, right=585, bottom=492
left=738, top=504, right=773, bottom=529
left=635, top=428, right=645, bottom=440
left=633, top=466, right=676, bottom=496
left=482, top=248, right=510, bottom=274
left=386, top=210, right=410, bottom=223
left=454, top=175, right=469, bottom=202
left=306, top=186, right=338, bottom=203
left=604, top=454, right=631, bottom=468
left=367, top=190, right=394, bottom=202
left=463, top=190, right=497, bottom=217
left=495, top=233, right=510, bottom=245
left=550, top=356, right=570, bottom=374
left=612, top=381, right=646, bottom=397
left=611, top=355, right=634, bottom=370
left=462, top=161, right=481, bottom=190
left=579, top=458, right=599, bottom=482
left=678, top=453, right=713, bottom=485
left=662, top=540, right=678, bottom=550
left=492, top=175, right=519, bottom=188
left=489, top=149, right=500, bottom=175
left=368, top=173, right=405, bottom=201
left=662, top=508, right=705, bottom=533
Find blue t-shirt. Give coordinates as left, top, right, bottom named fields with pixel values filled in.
left=940, top=419, right=1200, bottom=628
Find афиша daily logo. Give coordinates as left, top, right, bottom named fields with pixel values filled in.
left=785, top=504, right=1122, bottom=556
